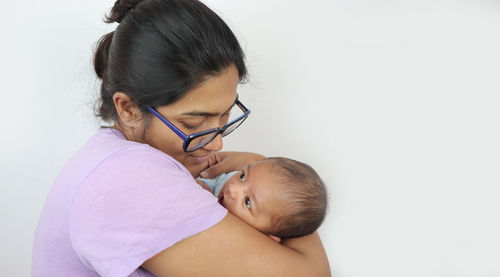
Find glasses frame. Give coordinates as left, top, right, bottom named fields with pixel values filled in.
left=145, top=98, right=250, bottom=152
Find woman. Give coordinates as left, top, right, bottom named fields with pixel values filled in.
left=32, top=0, right=330, bottom=276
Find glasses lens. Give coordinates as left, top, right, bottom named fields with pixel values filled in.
left=225, top=103, right=244, bottom=124
left=186, top=131, right=219, bottom=152
left=222, top=115, right=247, bottom=137
left=184, top=101, right=249, bottom=152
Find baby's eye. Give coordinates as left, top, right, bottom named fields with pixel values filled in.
left=239, top=171, right=246, bottom=181
left=244, top=195, right=251, bottom=209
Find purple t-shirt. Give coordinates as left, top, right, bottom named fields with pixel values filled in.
left=32, top=128, right=227, bottom=277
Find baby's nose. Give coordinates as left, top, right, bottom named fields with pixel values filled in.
left=226, top=183, right=243, bottom=200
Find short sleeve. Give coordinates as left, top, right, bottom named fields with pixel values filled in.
left=68, top=146, right=227, bottom=277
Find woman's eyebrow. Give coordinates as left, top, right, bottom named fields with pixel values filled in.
left=180, top=111, right=219, bottom=117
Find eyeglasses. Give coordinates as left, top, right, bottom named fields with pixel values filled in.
left=145, top=98, right=250, bottom=152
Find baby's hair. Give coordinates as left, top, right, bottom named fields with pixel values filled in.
left=265, top=157, right=327, bottom=239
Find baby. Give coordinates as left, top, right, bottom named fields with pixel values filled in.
left=198, top=157, right=327, bottom=242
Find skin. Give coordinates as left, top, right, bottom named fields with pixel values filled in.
left=113, top=64, right=240, bottom=177
left=219, top=160, right=285, bottom=242
left=200, top=151, right=266, bottom=178
left=112, top=64, right=331, bottom=276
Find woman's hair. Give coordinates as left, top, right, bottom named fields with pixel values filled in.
left=266, top=157, right=328, bottom=239
left=93, top=0, right=247, bottom=122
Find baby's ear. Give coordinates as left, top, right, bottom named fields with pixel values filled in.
left=268, top=234, right=281, bottom=243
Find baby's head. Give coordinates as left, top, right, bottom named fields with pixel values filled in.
left=219, top=157, right=327, bottom=240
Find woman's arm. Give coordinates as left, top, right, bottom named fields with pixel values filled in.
left=142, top=213, right=331, bottom=277
left=199, top=151, right=266, bottom=178
left=143, top=151, right=331, bottom=276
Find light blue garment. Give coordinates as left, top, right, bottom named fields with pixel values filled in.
left=198, top=171, right=238, bottom=197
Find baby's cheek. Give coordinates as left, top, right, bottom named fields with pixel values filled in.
left=226, top=206, right=245, bottom=221
left=225, top=204, right=237, bottom=214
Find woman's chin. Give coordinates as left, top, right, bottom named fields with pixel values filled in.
left=186, top=161, right=207, bottom=177
left=185, top=154, right=213, bottom=177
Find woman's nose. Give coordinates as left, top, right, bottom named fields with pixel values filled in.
left=202, top=133, right=223, bottom=152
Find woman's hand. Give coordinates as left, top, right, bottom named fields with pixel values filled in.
left=199, top=151, right=265, bottom=178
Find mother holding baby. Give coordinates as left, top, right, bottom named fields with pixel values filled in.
left=32, top=0, right=330, bottom=276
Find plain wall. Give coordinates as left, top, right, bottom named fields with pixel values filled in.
left=1, top=0, right=499, bottom=276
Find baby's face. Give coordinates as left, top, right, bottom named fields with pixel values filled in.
left=218, top=160, right=284, bottom=233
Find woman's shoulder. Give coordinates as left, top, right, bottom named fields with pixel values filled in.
left=67, top=130, right=227, bottom=277
left=54, top=127, right=192, bottom=202
left=69, top=128, right=214, bottom=213
left=76, top=127, right=190, bottom=178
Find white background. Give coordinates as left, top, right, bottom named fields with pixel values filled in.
left=1, top=0, right=499, bottom=276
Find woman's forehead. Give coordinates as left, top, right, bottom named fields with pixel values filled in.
left=161, top=65, right=239, bottom=115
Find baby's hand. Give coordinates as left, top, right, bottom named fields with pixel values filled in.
left=195, top=179, right=212, bottom=193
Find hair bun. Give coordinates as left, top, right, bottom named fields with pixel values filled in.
left=105, top=0, right=143, bottom=23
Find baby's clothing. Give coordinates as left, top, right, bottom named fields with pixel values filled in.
left=199, top=171, right=238, bottom=197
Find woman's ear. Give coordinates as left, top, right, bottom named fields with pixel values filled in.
left=268, top=234, right=281, bottom=243
left=112, top=92, right=142, bottom=126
